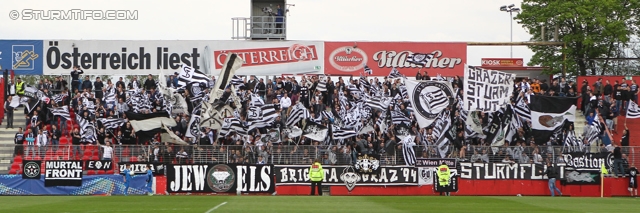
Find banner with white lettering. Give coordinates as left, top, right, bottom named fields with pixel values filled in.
left=463, top=65, right=516, bottom=112
left=559, top=152, right=613, bottom=185
left=44, top=161, right=83, bottom=187
left=275, top=165, right=417, bottom=192
left=166, top=164, right=275, bottom=193
left=459, top=163, right=551, bottom=180
left=415, top=158, right=457, bottom=186
left=118, top=162, right=165, bottom=175
left=85, top=160, right=113, bottom=171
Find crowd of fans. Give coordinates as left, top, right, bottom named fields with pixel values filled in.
left=2, top=67, right=638, bottom=168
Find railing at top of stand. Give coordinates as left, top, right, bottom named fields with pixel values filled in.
left=249, top=16, right=286, bottom=39
left=3, top=144, right=638, bottom=167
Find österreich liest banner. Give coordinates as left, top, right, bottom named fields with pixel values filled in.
left=324, top=42, right=466, bottom=76
left=166, top=164, right=275, bottom=193
left=275, top=165, right=417, bottom=192
left=43, top=40, right=323, bottom=75
left=44, top=161, right=83, bottom=187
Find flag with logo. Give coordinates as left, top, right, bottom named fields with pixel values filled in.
left=406, top=52, right=434, bottom=67
left=529, top=96, right=578, bottom=144
left=627, top=101, right=640, bottom=119
left=405, top=80, right=454, bottom=128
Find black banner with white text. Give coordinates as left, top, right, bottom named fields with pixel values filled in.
left=275, top=165, right=417, bottom=191
left=85, top=160, right=113, bottom=171
left=45, top=161, right=83, bottom=187
left=166, top=164, right=275, bottom=193
left=118, top=162, right=165, bottom=175
left=459, top=163, right=554, bottom=180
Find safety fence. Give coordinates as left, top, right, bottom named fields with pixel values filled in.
left=4, top=144, right=639, bottom=171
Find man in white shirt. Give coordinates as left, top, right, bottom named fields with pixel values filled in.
left=280, top=93, right=292, bottom=121
left=37, top=129, right=48, bottom=159
left=101, top=142, right=113, bottom=161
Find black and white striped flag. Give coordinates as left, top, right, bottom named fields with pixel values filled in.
left=230, top=75, right=245, bottom=88
left=332, top=126, right=357, bottom=140
left=391, top=111, right=411, bottom=125
left=286, top=103, right=310, bottom=126
left=76, top=115, right=97, bottom=143
left=583, top=123, right=602, bottom=145
left=366, top=96, right=392, bottom=111
left=627, top=101, right=640, bottom=119
left=363, top=65, right=373, bottom=75
left=103, top=86, right=117, bottom=103
left=52, top=94, right=66, bottom=104
left=176, top=64, right=210, bottom=89
left=514, top=95, right=531, bottom=122
left=97, top=118, right=126, bottom=129
left=82, top=98, right=96, bottom=114
left=50, top=106, right=71, bottom=121
left=406, top=52, right=434, bottom=67
left=400, top=136, right=417, bottom=166
left=219, top=117, right=247, bottom=137
left=387, top=68, right=403, bottom=79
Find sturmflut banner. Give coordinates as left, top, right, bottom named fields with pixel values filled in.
left=45, top=161, right=83, bottom=187
left=459, top=163, right=552, bottom=180
left=463, top=65, right=516, bottom=112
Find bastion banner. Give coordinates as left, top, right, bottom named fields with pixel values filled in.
left=324, top=42, right=466, bottom=77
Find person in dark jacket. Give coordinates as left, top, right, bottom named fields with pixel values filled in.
left=604, top=80, right=613, bottom=103
left=81, top=76, right=92, bottom=91
left=620, top=123, right=629, bottom=146
left=541, top=162, right=562, bottom=197
left=94, top=77, right=104, bottom=99
left=144, top=74, right=156, bottom=91
left=415, top=71, right=422, bottom=80
left=70, top=65, right=84, bottom=91
left=613, top=145, right=624, bottom=177
left=275, top=5, right=284, bottom=34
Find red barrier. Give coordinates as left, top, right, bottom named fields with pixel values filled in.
left=275, top=178, right=632, bottom=197
left=156, top=176, right=166, bottom=194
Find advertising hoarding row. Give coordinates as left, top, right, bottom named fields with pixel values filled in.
left=0, top=40, right=466, bottom=76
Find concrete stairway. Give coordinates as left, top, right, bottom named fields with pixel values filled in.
left=0, top=107, right=27, bottom=174
left=574, top=110, right=586, bottom=137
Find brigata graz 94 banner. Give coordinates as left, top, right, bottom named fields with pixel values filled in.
left=324, top=42, right=466, bottom=77
left=275, top=165, right=417, bottom=192
left=166, top=164, right=275, bottom=193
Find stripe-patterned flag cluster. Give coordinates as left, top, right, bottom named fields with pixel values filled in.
left=176, top=64, right=210, bottom=89
left=219, top=117, right=247, bottom=137
left=514, top=95, right=531, bottom=122
left=366, top=96, right=391, bottom=111
left=627, top=101, right=640, bottom=119
left=50, top=106, right=71, bottom=121
left=103, top=86, right=117, bottom=103
left=406, top=52, right=434, bottom=67
left=387, top=68, right=403, bottom=78
left=286, top=103, right=310, bottom=126
left=97, top=118, right=126, bottom=129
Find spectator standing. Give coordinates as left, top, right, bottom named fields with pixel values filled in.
left=71, top=128, right=82, bottom=159
left=4, top=96, right=15, bottom=129
left=36, top=129, right=48, bottom=159
left=275, top=5, right=284, bottom=34
left=144, top=74, right=156, bottom=91
left=50, top=125, right=61, bottom=152
left=25, top=129, right=35, bottom=159
left=70, top=65, right=84, bottom=92
left=94, top=77, right=104, bottom=100
left=81, top=76, right=92, bottom=92
left=613, top=145, right=624, bottom=177
left=14, top=128, right=24, bottom=156
left=629, top=165, right=638, bottom=197
left=101, top=142, right=113, bottom=161
left=620, top=124, right=629, bottom=147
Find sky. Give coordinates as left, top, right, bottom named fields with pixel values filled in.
left=1, top=0, right=534, bottom=66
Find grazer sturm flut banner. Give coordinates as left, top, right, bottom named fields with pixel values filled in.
left=45, top=161, right=83, bottom=187
left=459, top=163, right=556, bottom=180
left=0, top=40, right=44, bottom=75
left=44, top=40, right=211, bottom=75
left=559, top=152, right=613, bottom=185
left=167, top=164, right=275, bottom=193
left=213, top=41, right=323, bottom=75
left=275, top=165, right=417, bottom=192
left=324, top=42, right=466, bottom=77
left=415, top=158, right=457, bottom=186
left=463, top=65, right=516, bottom=112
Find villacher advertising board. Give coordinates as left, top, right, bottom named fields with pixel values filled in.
left=44, top=160, right=83, bottom=187
left=166, top=164, right=275, bottom=193
left=275, top=165, right=417, bottom=192
left=324, top=42, right=466, bottom=77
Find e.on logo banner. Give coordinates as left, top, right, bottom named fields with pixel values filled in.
left=324, top=42, right=466, bottom=77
